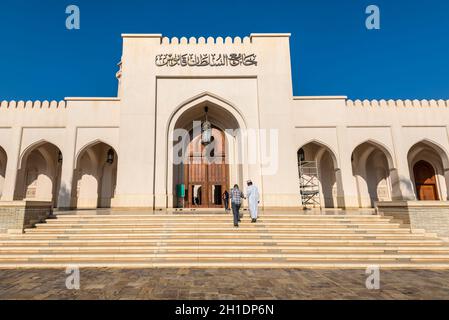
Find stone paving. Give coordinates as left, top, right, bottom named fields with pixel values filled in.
left=1, top=268, right=449, bottom=299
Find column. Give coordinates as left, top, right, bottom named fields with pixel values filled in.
left=57, top=127, right=76, bottom=209
left=335, top=126, right=360, bottom=208
left=1, top=128, right=21, bottom=201
left=391, top=126, right=416, bottom=200
left=337, top=163, right=360, bottom=208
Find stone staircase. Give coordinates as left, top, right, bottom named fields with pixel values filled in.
left=1, top=210, right=449, bottom=269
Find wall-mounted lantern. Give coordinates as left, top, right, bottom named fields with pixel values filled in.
left=107, top=148, right=115, bottom=164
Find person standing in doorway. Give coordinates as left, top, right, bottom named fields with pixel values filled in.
left=222, top=190, right=230, bottom=212
left=230, top=184, right=245, bottom=227
left=246, top=180, right=260, bottom=223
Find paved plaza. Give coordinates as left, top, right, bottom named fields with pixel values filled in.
left=1, top=268, right=449, bottom=300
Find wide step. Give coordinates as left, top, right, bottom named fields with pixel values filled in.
left=1, top=211, right=448, bottom=269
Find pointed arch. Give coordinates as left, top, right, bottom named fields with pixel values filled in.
left=297, top=140, right=341, bottom=208
left=15, top=140, right=62, bottom=206
left=73, top=140, right=118, bottom=209
left=408, top=139, right=449, bottom=200
left=168, top=91, right=247, bottom=131
left=351, top=140, right=394, bottom=207
left=75, top=139, right=119, bottom=169
left=298, top=139, right=339, bottom=169
left=408, top=139, right=449, bottom=169
left=352, top=139, right=395, bottom=169
left=18, top=139, right=63, bottom=170
left=166, top=92, right=248, bottom=209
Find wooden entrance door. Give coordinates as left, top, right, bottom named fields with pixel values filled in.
left=413, top=160, right=439, bottom=200
left=184, top=128, right=228, bottom=208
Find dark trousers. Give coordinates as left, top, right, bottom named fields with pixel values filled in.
left=232, top=202, right=241, bottom=225
left=224, top=199, right=229, bottom=210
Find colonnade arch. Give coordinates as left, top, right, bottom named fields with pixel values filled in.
left=14, top=141, right=62, bottom=207
left=351, top=141, right=395, bottom=208
left=297, top=140, right=341, bottom=208
left=408, top=140, right=449, bottom=201
left=72, top=141, right=118, bottom=209
left=3, top=135, right=449, bottom=210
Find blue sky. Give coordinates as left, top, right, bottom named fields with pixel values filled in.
left=0, top=0, right=448, bottom=100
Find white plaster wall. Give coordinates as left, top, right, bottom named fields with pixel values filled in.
left=0, top=99, right=120, bottom=205
left=1, top=33, right=449, bottom=209
left=291, top=98, right=449, bottom=208
left=155, top=78, right=259, bottom=208
left=115, top=33, right=296, bottom=208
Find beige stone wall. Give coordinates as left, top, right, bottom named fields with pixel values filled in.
left=1, top=33, right=449, bottom=209
left=0, top=98, right=120, bottom=208
left=292, top=96, right=449, bottom=208
left=0, top=201, right=53, bottom=234
left=376, top=201, right=449, bottom=238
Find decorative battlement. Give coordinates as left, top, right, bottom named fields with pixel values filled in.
left=121, top=33, right=290, bottom=45
left=0, top=100, right=66, bottom=109
left=346, top=99, right=449, bottom=108
left=160, top=36, right=252, bottom=45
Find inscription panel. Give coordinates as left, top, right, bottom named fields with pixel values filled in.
left=155, top=53, right=257, bottom=67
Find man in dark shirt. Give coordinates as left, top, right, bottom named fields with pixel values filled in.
left=230, top=184, right=245, bottom=227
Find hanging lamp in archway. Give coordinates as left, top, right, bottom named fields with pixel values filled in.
left=201, top=106, right=212, bottom=145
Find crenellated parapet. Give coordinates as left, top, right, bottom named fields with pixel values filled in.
left=122, top=33, right=291, bottom=46
left=160, top=36, right=252, bottom=45
left=0, top=100, right=66, bottom=109
left=346, top=99, right=449, bottom=108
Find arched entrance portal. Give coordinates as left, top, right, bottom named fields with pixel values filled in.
left=170, top=95, right=246, bottom=209
left=408, top=140, right=449, bottom=201
left=413, top=160, right=439, bottom=200
left=184, top=126, right=228, bottom=208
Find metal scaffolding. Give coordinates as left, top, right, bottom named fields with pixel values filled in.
left=298, top=160, right=321, bottom=208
